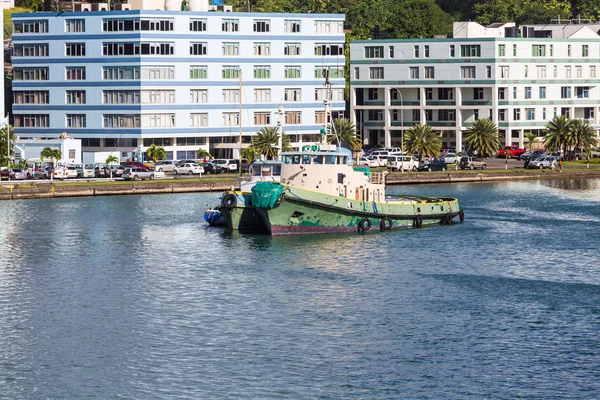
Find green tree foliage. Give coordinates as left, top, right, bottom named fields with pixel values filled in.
left=105, top=155, right=119, bottom=165
left=545, top=115, right=573, bottom=155
left=389, top=0, right=453, bottom=39
left=145, top=144, right=166, bottom=164
left=0, top=125, right=15, bottom=168
left=475, top=0, right=571, bottom=25
left=40, top=146, right=61, bottom=166
left=566, top=118, right=598, bottom=160
left=464, top=118, right=501, bottom=157
left=248, top=126, right=292, bottom=160
left=327, top=118, right=362, bottom=151
left=403, top=124, right=442, bottom=162
left=524, top=131, right=539, bottom=151
left=571, top=0, right=600, bottom=21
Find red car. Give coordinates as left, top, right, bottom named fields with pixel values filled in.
left=498, top=146, right=526, bottom=159
left=121, top=162, right=150, bottom=171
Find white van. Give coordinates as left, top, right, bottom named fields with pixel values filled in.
left=388, top=155, right=419, bottom=172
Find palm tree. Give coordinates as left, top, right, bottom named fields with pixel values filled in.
left=464, top=118, right=501, bottom=158
left=145, top=144, right=166, bottom=167
left=105, top=155, right=119, bottom=180
left=0, top=124, right=15, bottom=169
left=566, top=119, right=598, bottom=161
left=327, top=118, right=362, bottom=152
left=403, top=124, right=442, bottom=163
left=545, top=115, right=573, bottom=155
left=524, top=131, right=539, bottom=152
left=242, top=146, right=260, bottom=163
left=40, top=146, right=61, bottom=182
left=196, top=148, right=212, bottom=162
left=251, top=126, right=292, bottom=159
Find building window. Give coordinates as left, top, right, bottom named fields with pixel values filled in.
left=190, top=65, right=208, bottom=79
left=568, top=44, right=572, bottom=57
left=424, top=45, right=429, bottom=58
left=438, top=88, right=453, bottom=100
left=582, top=44, right=589, bottom=57
left=314, top=20, right=343, bottom=33
left=14, top=67, right=49, bottom=80
left=253, top=42, right=271, bottom=56
left=486, top=66, right=491, bottom=78
left=424, top=67, right=434, bottom=79
left=584, top=107, right=594, bottom=119
left=254, top=89, right=271, bottom=103
left=513, top=44, right=517, bottom=56
left=473, top=88, right=484, bottom=100
left=14, top=90, right=50, bottom=104
left=565, top=66, right=571, bottom=78
left=140, top=19, right=174, bottom=31
left=284, top=88, right=301, bottom=102
left=576, top=87, right=590, bottom=98
left=250, top=65, right=269, bottom=79
left=254, top=112, right=271, bottom=125
left=66, top=66, right=86, bottom=80
left=560, top=87, right=571, bottom=98
left=532, top=44, right=545, bottom=57
left=14, top=114, right=50, bottom=128
left=537, top=65, right=546, bottom=78
left=370, top=67, right=384, bottom=80
left=389, top=46, right=394, bottom=58
left=364, top=46, right=384, bottom=58
left=222, top=112, right=239, bottom=126
left=498, top=109, right=506, bottom=121
left=500, top=66, right=509, bottom=78
left=450, top=45, right=455, bottom=57
left=284, top=20, right=301, bottom=33
left=513, top=109, right=520, bottom=120
left=65, top=19, right=85, bottom=32
left=222, top=19, right=239, bottom=32
left=414, top=45, right=419, bottom=58
left=542, top=108, right=547, bottom=120
left=315, top=88, right=343, bottom=101
left=498, top=44, right=505, bottom=56
left=190, top=42, right=207, bottom=56
left=524, top=87, right=531, bottom=99
left=253, top=19, right=270, bottom=32
left=354, top=67, right=359, bottom=80
left=222, top=66, right=240, bottom=79
left=438, top=110, right=455, bottom=121
left=315, top=111, right=326, bottom=124
left=576, top=65, right=582, bottom=78
left=409, top=67, right=419, bottom=79
left=103, top=66, right=140, bottom=80
left=141, top=66, right=174, bottom=80
left=284, top=43, right=301, bottom=56
left=103, top=18, right=140, bottom=32
left=461, top=45, right=481, bottom=57
left=190, top=89, right=208, bottom=103
left=285, top=111, right=301, bottom=124
left=539, top=87, right=546, bottom=99
left=15, top=19, right=49, bottom=33
left=368, top=88, right=379, bottom=100
left=526, top=108, right=535, bottom=120
left=222, top=42, right=239, bottom=56
left=591, top=66, right=596, bottom=78
left=103, top=90, right=141, bottom=104
left=524, top=65, right=528, bottom=78
left=553, top=65, right=558, bottom=78
left=66, top=114, right=86, bottom=128
left=498, top=88, right=506, bottom=100
left=368, top=110, right=383, bottom=121
left=220, top=89, right=238, bottom=103
left=190, top=113, right=208, bottom=127
left=513, top=87, right=517, bottom=99
left=314, top=43, right=344, bottom=56
left=425, top=88, right=433, bottom=100
left=550, top=44, right=553, bottom=56
left=425, top=110, right=433, bottom=121
left=460, top=66, right=476, bottom=79
left=65, top=90, right=85, bottom=104
left=284, top=66, right=301, bottom=79
left=315, top=66, right=344, bottom=79
left=189, top=19, right=206, bottom=32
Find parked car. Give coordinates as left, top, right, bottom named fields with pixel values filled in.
left=8, top=168, right=27, bottom=180
left=440, top=152, right=459, bottom=164
left=498, top=145, right=526, bottom=159
left=109, top=165, right=125, bottom=177
left=155, top=160, right=177, bottom=172
left=121, top=161, right=150, bottom=171
left=201, top=162, right=223, bottom=174
left=459, top=156, right=487, bottom=170
left=357, top=157, right=370, bottom=166
left=173, top=163, right=204, bottom=175
left=66, top=167, right=79, bottom=179
left=388, top=155, right=419, bottom=172
left=123, top=167, right=154, bottom=180
left=229, top=159, right=249, bottom=173
left=417, top=159, right=448, bottom=172
left=212, top=159, right=237, bottom=172
left=365, top=156, right=382, bottom=167
left=0, top=168, right=10, bottom=179
left=529, top=156, right=556, bottom=169
left=94, top=165, right=110, bottom=178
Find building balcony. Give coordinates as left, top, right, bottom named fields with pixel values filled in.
left=426, top=100, right=456, bottom=106
left=428, top=121, right=457, bottom=127
left=462, top=100, right=493, bottom=106
left=390, top=100, right=420, bottom=106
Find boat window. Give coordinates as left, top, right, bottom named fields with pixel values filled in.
left=252, top=167, right=262, bottom=177
left=325, top=155, right=335, bottom=164
left=312, top=155, right=324, bottom=164
left=283, top=155, right=291, bottom=164
left=291, top=155, right=301, bottom=164
left=273, top=165, right=281, bottom=175
left=302, top=155, right=312, bottom=164
left=261, top=167, right=271, bottom=176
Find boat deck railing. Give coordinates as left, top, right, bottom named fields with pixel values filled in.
left=370, top=171, right=387, bottom=184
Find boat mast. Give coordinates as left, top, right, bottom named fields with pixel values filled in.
left=321, top=68, right=335, bottom=146
left=238, top=69, right=243, bottom=177
left=276, top=104, right=284, bottom=160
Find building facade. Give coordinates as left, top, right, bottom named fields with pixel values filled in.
left=11, top=8, right=345, bottom=161
left=350, top=21, right=600, bottom=151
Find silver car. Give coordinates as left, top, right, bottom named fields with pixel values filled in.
left=123, top=167, right=154, bottom=180
left=155, top=160, right=177, bottom=172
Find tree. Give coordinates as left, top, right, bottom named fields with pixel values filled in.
left=250, top=126, right=292, bottom=159
left=242, top=146, right=260, bottom=163
left=196, top=148, right=212, bottom=161
left=0, top=124, right=15, bottom=169
left=566, top=119, right=598, bottom=160
left=524, top=131, right=539, bottom=152
left=327, top=118, right=362, bottom=151
left=145, top=144, right=166, bottom=165
left=464, top=118, right=501, bottom=158
left=545, top=115, right=573, bottom=155
left=40, top=146, right=61, bottom=182
left=403, top=124, right=442, bottom=162
left=105, top=155, right=119, bottom=180
left=389, top=0, right=453, bottom=39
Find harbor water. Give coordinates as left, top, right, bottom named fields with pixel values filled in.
left=1, top=178, right=600, bottom=398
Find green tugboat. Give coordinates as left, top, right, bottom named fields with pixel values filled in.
left=249, top=144, right=463, bottom=235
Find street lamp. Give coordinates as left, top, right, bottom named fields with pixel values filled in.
left=392, top=88, right=404, bottom=173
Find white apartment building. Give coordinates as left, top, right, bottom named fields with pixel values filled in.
left=11, top=2, right=345, bottom=161
left=350, top=21, right=600, bottom=151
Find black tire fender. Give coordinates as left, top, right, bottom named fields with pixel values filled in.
left=358, top=218, right=372, bottom=232
left=459, top=210, right=465, bottom=222
left=380, top=217, right=392, bottom=231
left=414, top=214, right=423, bottom=228
left=221, top=193, right=237, bottom=208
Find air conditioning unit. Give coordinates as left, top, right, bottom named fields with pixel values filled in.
left=91, top=2, right=109, bottom=10
left=75, top=3, right=92, bottom=11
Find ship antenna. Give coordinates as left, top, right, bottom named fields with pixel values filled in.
left=323, top=68, right=340, bottom=146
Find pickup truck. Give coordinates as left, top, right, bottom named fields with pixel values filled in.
left=574, top=148, right=600, bottom=160
left=498, top=146, right=526, bottom=159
